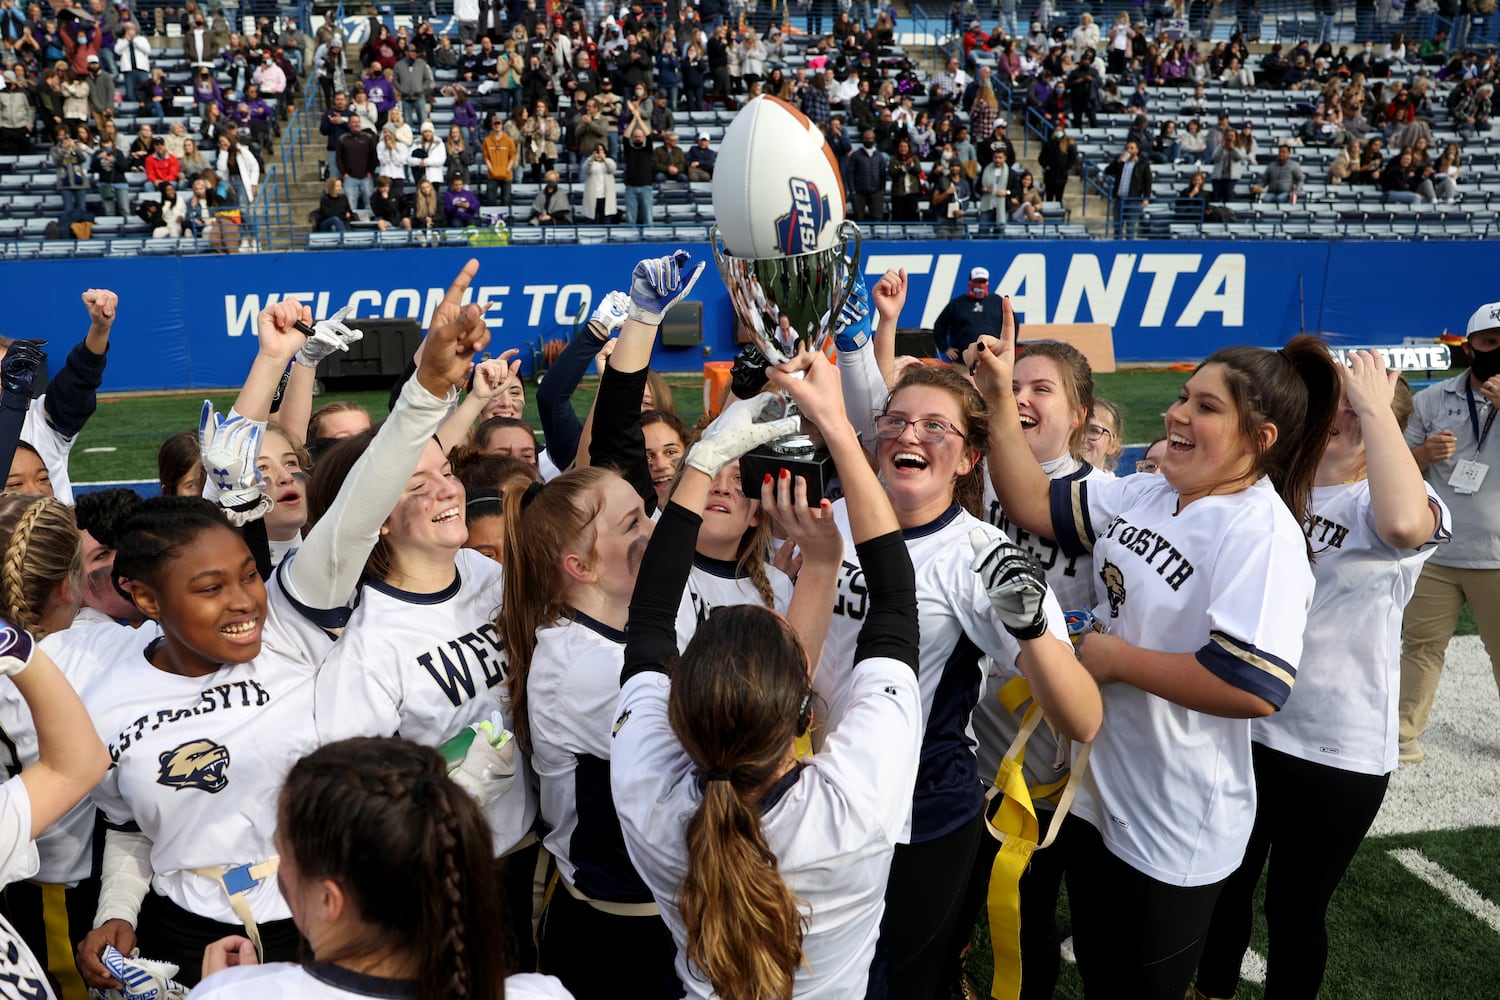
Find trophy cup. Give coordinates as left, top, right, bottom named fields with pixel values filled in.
left=710, top=220, right=862, bottom=503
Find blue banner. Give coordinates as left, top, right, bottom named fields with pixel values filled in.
left=1, top=240, right=1488, bottom=393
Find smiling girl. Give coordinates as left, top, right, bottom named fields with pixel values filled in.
left=974, top=305, right=1339, bottom=1000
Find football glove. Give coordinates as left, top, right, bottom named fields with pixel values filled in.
left=627, top=250, right=706, bottom=326
left=969, top=528, right=1049, bottom=641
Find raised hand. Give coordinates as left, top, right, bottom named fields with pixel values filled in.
left=832, top=273, right=872, bottom=352
left=418, top=262, right=492, bottom=396
left=470, top=350, right=521, bottom=400
left=766, top=348, right=848, bottom=437
left=293, top=303, right=364, bottom=368
left=970, top=527, right=1049, bottom=641
left=81, top=288, right=118, bottom=328
left=589, top=289, right=631, bottom=335
left=255, top=298, right=312, bottom=363
left=685, top=393, right=801, bottom=477
left=1337, top=348, right=1398, bottom=419
left=758, top=468, right=841, bottom=571
left=871, top=267, right=908, bottom=324
left=0, top=339, right=47, bottom=405
left=198, top=403, right=273, bottom=527
left=965, top=296, right=1016, bottom=401
left=627, top=249, right=706, bottom=325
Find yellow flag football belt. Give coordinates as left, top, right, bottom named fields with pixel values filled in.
left=981, top=677, right=1091, bottom=1000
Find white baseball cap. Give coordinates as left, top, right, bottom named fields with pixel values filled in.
left=1466, top=301, right=1500, bottom=337
left=970, top=266, right=990, bottom=282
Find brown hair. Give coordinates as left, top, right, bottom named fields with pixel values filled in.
left=279, top=738, right=510, bottom=1000
left=471, top=416, right=536, bottom=453
left=884, top=365, right=989, bottom=518
left=669, top=605, right=809, bottom=1000
left=0, top=495, right=81, bottom=638
left=641, top=409, right=693, bottom=449
left=1017, top=340, right=1096, bottom=460
left=449, top=449, right=539, bottom=499
left=645, top=369, right=676, bottom=415
left=1090, top=397, right=1124, bottom=472
left=1391, top=376, right=1414, bottom=432
left=308, top=400, right=373, bottom=443
left=498, top=467, right=615, bottom=753
left=157, top=429, right=204, bottom=496
left=1199, top=335, right=1341, bottom=552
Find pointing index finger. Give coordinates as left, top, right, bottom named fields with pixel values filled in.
left=440, top=258, right=481, bottom=313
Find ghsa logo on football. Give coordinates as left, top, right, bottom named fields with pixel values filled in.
left=774, top=178, right=832, bottom=256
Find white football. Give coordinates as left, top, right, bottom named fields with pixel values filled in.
left=712, top=96, right=847, bottom=259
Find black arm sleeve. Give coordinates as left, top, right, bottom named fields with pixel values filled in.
left=240, top=516, right=273, bottom=582
left=0, top=393, right=27, bottom=484
left=622, top=500, right=701, bottom=685
left=851, top=530, right=919, bottom=674
left=587, top=364, right=655, bottom=515
left=41, top=341, right=107, bottom=440
left=385, top=359, right=419, bottom=415
left=536, top=323, right=603, bottom=471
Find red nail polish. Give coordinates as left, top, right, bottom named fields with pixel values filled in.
left=763, top=474, right=772, bottom=484
left=780, top=469, right=790, bottom=479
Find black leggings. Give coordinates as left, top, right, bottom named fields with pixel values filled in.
left=1062, top=815, right=1224, bottom=1000
left=1195, top=743, right=1390, bottom=1000
left=137, top=891, right=303, bottom=987
left=537, top=882, right=680, bottom=1000
left=868, top=811, right=985, bottom=1000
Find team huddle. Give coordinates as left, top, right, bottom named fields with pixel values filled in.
left=0, top=250, right=1489, bottom=1000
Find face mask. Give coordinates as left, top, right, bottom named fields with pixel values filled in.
left=863, top=140, right=875, bottom=150
left=545, top=183, right=557, bottom=193
left=1470, top=343, right=1500, bottom=383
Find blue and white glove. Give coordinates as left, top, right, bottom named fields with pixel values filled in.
left=970, top=528, right=1049, bottom=641
left=97, top=944, right=188, bottom=1000
left=685, top=393, right=802, bottom=478
left=832, top=274, right=872, bottom=354
left=294, top=304, right=364, bottom=368
left=627, top=250, right=706, bottom=326
left=0, top=619, right=35, bottom=679
left=589, top=290, right=632, bottom=336
left=198, top=401, right=274, bottom=526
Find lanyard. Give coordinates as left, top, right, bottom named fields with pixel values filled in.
left=1465, top=381, right=1496, bottom=453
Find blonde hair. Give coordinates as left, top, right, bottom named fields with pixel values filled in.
left=0, top=495, right=82, bottom=638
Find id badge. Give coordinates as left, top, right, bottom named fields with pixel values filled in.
left=1449, top=459, right=1489, bottom=495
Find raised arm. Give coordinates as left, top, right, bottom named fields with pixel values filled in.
left=42, top=289, right=116, bottom=439
left=535, top=293, right=629, bottom=470
left=0, top=340, right=46, bottom=480
left=870, top=267, right=906, bottom=388
left=285, top=261, right=491, bottom=610
left=435, top=351, right=520, bottom=453
left=1341, top=350, right=1442, bottom=549
left=969, top=301, right=1055, bottom=538
left=276, top=303, right=365, bottom=446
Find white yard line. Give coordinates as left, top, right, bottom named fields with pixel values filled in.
left=1389, top=848, right=1500, bottom=935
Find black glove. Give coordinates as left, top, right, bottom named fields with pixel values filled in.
left=729, top=343, right=771, bottom=400
left=970, top=528, right=1050, bottom=642
left=1, top=339, right=46, bottom=409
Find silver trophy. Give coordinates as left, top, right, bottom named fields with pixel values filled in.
left=710, top=220, right=862, bottom=504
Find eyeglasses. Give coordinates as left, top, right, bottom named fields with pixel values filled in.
left=1085, top=424, right=1114, bottom=443
left=875, top=414, right=965, bottom=443
left=1134, top=460, right=1160, bottom=474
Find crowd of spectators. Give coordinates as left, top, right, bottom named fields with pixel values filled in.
left=0, top=0, right=298, bottom=245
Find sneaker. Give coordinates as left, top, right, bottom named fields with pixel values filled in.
left=1399, top=739, right=1425, bottom=763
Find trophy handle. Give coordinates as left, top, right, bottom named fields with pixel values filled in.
left=828, top=220, right=864, bottom=325
left=708, top=224, right=729, bottom=273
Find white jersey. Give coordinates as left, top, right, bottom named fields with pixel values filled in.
left=1253, top=481, right=1450, bottom=776
left=0, top=624, right=157, bottom=884
left=314, top=549, right=537, bottom=856
left=674, top=553, right=793, bottom=649
left=975, top=455, right=1110, bottom=789
left=0, top=780, right=57, bottom=1000
left=1051, top=474, right=1313, bottom=886
left=84, top=560, right=337, bottom=924
left=817, top=501, right=1069, bottom=845
left=528, top=614, right=651, bottom=902
left=193, top=963, right=574, bottom=999
left=21, top=397, right=75, bottom=504
left=613, top=659, right=922, bottom=999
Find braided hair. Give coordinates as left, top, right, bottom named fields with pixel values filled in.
left=279, top=737, right=511, bottom=1000
left=0, top=494, right=81, bottom=637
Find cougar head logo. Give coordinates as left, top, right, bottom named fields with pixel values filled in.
left=1100, top=561, right=1127, bottom=619
left=157, top=739, right=231, bottom=793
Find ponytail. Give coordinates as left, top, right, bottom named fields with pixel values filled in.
left=498, top=466, right=612, bottom=754
left=669, top=605, right=809, bottom=1000
left=1201, top=334, right=1340, bottom=555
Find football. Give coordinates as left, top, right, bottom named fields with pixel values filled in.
left=711, top=96, right=847, bottom=259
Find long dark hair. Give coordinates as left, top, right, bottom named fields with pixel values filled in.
left=1199, top=334, right=1340, bottom=553
left=279, top=738, right=509, bottom=1000
left=670, top=605, right=809, bottom=1000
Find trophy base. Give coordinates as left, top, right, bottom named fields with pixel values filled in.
left=740, top=444, right=836, bottom=506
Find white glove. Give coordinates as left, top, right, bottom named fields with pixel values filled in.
left=293, top=304, right=365, bottom=368
left=97, top=944, right=188, bottom=1000
left=627, top=250, right=706, bottom=326
left=0, top=620, right=34, bottom=678
left=446, top=716, right=517, bottom=808
left=198, top=401, right=274, bottom=526
left=589, top=290, right=631, bottom=336
left=685, top=394, right=802, bottom=478
left=969, top=528, right=1049, bottom=641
